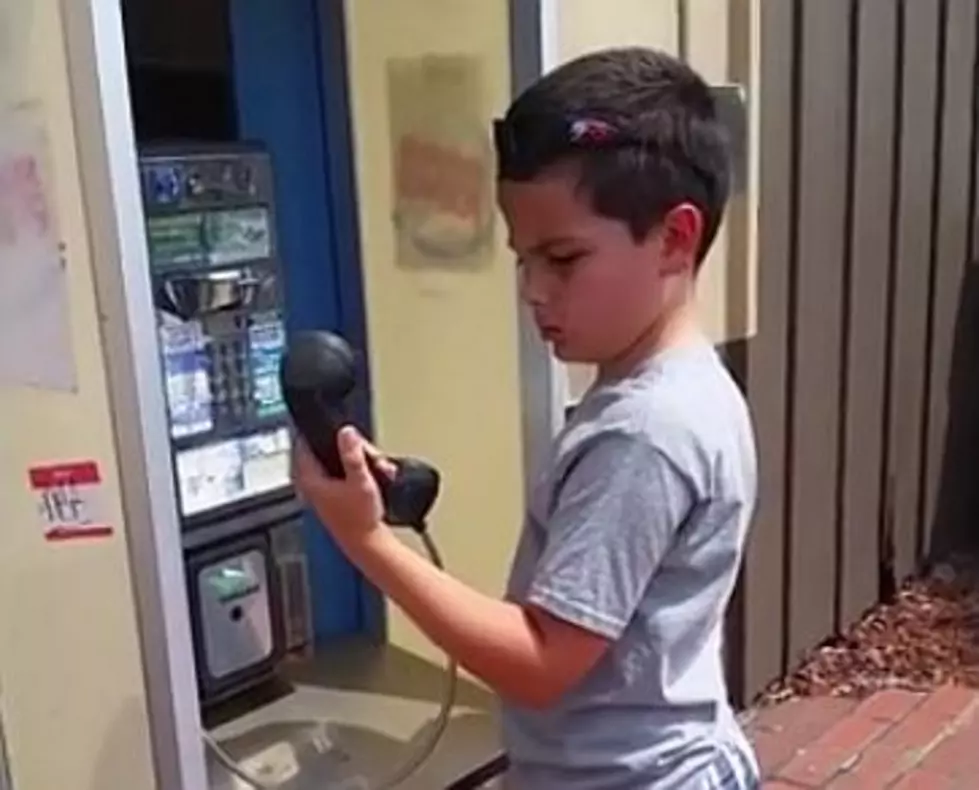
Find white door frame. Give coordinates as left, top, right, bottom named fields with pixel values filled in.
left=509, top=0, right=569, bottom=492
left=60, top=1, right=207, bottom=788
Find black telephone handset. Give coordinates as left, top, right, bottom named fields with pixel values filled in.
left=279, top=331, right=440, bottom=531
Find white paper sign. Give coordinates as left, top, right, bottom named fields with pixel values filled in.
left=0, top=101, right=76, bottom=391
left=28, top=460, right=112, bottom=542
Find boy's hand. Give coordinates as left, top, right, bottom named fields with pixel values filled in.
left=292, top=426, right=396, bottom=545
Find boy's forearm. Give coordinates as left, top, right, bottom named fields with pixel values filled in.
left=338, top=526, right=557, bottom=707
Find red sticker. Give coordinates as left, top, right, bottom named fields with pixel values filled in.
left=28, top=460, right=113, bottom=541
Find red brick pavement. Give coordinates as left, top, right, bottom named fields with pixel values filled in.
left=743, top=685, right=979, bottom=789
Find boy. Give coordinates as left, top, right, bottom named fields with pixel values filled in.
left=294, top=47, right=759, bottom=789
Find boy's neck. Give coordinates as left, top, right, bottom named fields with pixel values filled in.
left=597, top=301, right=704, bottom=382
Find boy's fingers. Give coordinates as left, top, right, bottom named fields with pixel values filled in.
left=292, top=440, right=323, bottom=490
left=338, top=426, right=372, bottom=485
left=375, top=457, right=399, bottom=480
left=349, top=433, right=397, bottom=480
left=294, top=429, right=395, bottom=488
left=292, top=439, right=312, bottom=478
left=363, top=441, right=398, bottom=479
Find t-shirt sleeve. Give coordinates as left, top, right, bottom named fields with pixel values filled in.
left=525, top=431, right=695, bottom=640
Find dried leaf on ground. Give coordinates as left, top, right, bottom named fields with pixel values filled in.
left=756, top=561, right=979, bottom=707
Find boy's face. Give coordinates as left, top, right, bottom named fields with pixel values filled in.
left=498, top=169, right=701, bottom=365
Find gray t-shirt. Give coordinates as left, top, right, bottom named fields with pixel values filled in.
left=501, top=341, right=758, bottom=789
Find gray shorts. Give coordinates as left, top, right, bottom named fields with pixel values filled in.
left=703, top=745, right=760, bottom=790
left=450, top=745, right=760, bottom=789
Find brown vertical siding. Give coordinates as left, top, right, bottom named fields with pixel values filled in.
left=734, top=0, right=979, bottom=703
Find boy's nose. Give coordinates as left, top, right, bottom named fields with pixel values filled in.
left=518, top=265, right=549, bottom=307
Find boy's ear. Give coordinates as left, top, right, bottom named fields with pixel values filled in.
left=659, top=203, right=704, bottom=273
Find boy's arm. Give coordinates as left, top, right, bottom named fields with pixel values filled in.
left=521, top=432, right=694, bottom=643
left=298, top=427, right=690, bottom=708
left=338, top=527, right=610, bottom=709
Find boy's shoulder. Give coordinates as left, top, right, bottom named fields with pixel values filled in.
left=564, top=343, right=749, bottom=442
left=554, top=345, right=754, bottom=494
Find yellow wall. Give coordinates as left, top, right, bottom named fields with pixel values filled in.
left=0, top=1, right=157, bottom=788
left=555, top=0, right=680, bottom=55
left=344, top=1, right=525, bottom=660
left=552, top=0, right=761, bottom=402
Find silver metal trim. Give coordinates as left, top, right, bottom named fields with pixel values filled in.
left=59, top=1, right=206, bottom=788
left=536, top=0, right=571, bottom=427
left=677, top=0, right=690, bottom=63
left=508, top=0, right=568, bottom=493
left=539, top=0, right=561, bottom=75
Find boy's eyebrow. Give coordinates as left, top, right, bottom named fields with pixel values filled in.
left=508, top=236, right=587, bottom=254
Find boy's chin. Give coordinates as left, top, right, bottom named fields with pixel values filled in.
left=549, top=342, right=591, bottom=365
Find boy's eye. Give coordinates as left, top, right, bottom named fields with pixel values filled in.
left=547, top=252, right=584, bottom=266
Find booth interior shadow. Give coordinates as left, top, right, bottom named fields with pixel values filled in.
left=928, top=259, right=979, bottom=563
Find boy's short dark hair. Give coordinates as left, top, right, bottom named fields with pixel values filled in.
left=494, top=47, right=731, bottom=264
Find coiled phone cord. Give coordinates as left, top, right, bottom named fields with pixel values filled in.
left=202, top=530, right=458, bottom=790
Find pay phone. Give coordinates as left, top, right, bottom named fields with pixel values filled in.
left=139, top=143, right=310, bottom=705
